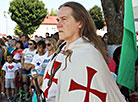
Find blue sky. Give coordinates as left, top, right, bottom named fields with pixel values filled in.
left=0, top=0, right=102, bottom=36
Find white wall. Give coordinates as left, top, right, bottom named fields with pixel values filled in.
left=135, top=22, right=138, bottom=32
left=33, top=25, right=58, bottom=37
left=132, top=0, right=138, bottom=31
left=132, top=0, right=138, bottom=7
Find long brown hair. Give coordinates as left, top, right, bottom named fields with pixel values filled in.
left=59, top=2, right=108, bottom=62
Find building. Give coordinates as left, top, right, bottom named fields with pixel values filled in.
left=133, top=0, right=138, bottom=31
left=0, top=33, right=7, bottom=38
left=33, top=14, right=58, bottom=37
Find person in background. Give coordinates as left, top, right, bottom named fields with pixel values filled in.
left=13, top=53, right=22, bottom=94
left=21, top=40, right=37, bottom=93
left=130, top=92, right=138, bottom=101
left=6, top=36, right=12, bottom=47
left=31, top=40, right=47, bottom=87
left=2, top=37, right=9, bottom=48
left=21, top=34, right=29, bottom=48
left=2, top=54, right=17, bottom=102
left=13, top=40, right=24, bottom=56
left=0, top=46, right=3, bottom=98
left=45, top=32, right=49, bottom=38
left=0, top=39, right=8, bottom=95
left=136, top=31, right=138, bottom=45
left=42, top=38, right=57, bottom=72
left=102, top=33, right=108, bottom=48
left=38, top=36, right=44, bottom=41
left=8, top=39, right=17, bottom=55
left=34, top=35, right=39, bottom=42
left=113, top=46, right=121, bottom=75
left=55, top=2, right=125, bottom=102
left=52, top=32, right=59, bottom=42
left=131, top=57, right=138, bottom=102
left=0, top=38, right=7, bottom=65
left=113, top=46, right=130, bottom=101
left=13, top=35, right=21, bottom=41
left=100, top=35, right=116, bottom=74
left=6, top=36, right=12, bottom=41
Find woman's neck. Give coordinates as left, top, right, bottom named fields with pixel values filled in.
left=12, top=46, right=16, bottom=48
left=17, top=48, right=22, bottom=51
left=39, top=52, right=44, bottom=56
left=48, top=50, right=54, bottom=57
left=29, top=48, right=35, bottom=51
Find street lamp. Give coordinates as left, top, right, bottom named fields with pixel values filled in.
left=3, top=11, right=8, bottom=35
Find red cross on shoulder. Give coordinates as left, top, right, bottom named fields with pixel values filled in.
left=69, top=66, right=107, bottom=102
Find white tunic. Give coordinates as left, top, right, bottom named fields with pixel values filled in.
left=55, top=38, right=126, bottom=102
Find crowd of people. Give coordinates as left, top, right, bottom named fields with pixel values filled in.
left=0, top=1, right=138, bottom=102
left=0, top=32, right=59, bottom=102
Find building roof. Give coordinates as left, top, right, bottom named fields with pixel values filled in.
left=41, top=14, right=58, bottom=25
left=0, top=34, right=6, bottom=36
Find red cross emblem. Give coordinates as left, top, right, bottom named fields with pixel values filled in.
left=44, top=61, right=61, bottom=98
left=69, top=66, right=107, bottom=102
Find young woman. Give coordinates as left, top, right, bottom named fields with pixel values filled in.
left=21, top=40, right=37, bottom=92
left=45, top=38, right=57, bottom=64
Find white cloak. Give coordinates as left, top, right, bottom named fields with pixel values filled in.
left=55, top=38, right=126, bottom=102
left=42, top=53, right=65, bottom=102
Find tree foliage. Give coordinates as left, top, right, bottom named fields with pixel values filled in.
left=14, top=24, right=23, bottom=37
left=89, top=5, right=104, bottom=30
left=9, top=0, right=47, bottom=35
left=50, top=8, right=57, bottom=16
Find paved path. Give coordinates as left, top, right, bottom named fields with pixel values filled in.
left=1, top=95, right=7, bottom=102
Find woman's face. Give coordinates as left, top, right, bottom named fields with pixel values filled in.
left=45, top=40, right=53, bottom=51
left=37, top=45, right=45, bottom=54
left=103, top=35, right=108, bottom=44
left=28, top=41, right=35, bottom=49
left=11, top=40, right=16, bottom=46
left=16, top=43, right=21, bottom=49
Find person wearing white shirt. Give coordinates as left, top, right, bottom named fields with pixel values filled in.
left=2, top=54, right=18, bottom=101
left=21, top=40, right=37, bottom=92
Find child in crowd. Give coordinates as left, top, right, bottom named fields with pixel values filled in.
left=13, top=53, right=22, bottom=94
left=2, top=54, right=18, bottom=102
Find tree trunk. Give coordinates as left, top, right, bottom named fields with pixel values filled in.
left=101, top=0, right=124, bottom=45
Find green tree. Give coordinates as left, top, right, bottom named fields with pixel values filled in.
left=14, top=24, right=23, bottom=37
left=89, top=5, right=104, bottom=30
left=50, top=8, right=57, bottom=16
left=9, top=0, right=47, bottom=35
